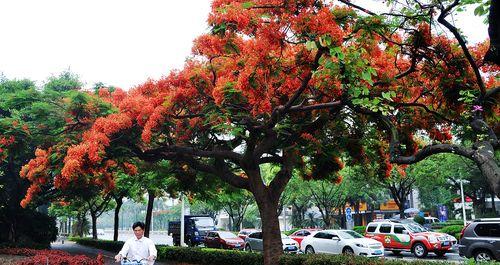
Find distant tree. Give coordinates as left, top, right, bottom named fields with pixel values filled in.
left=44, top=71, right=83, bottom=92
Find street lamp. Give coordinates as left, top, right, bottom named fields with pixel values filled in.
left=459, top=179, right=470, bottom=226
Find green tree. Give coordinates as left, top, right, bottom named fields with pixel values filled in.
left=44, top=71, right=82, bottom=92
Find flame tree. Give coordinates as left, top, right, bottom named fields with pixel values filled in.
left=22, top=0, right=498, bottom=264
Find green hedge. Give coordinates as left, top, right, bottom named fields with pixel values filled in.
left=158, top=248, right=454, bottom=265
left=70, top=237, right=125, bottom=253
left=353, top=226, right=366, bottom=235
left=438, top=225, right=464, bottom=239
left=430, top=220, right=463, bottom=229
left=158, top=247, right=262, bottom=265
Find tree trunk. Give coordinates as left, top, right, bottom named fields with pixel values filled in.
left=113, top=197, right=123, bottom=241
left=255, top=196, right=282, bottom=265
left=144, top=190, right=155, bottom=238
left=91, top=213, right=98, bottom=240
left=474, top=144, right=500, bottom=198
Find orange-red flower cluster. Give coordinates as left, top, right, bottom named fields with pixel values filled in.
left=0, top=247, right=104, bottom=265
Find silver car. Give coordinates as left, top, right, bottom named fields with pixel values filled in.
left=244, top=231, right=299, bottom=253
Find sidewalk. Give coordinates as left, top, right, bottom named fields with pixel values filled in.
left=51, top=241, right=171, bottom=265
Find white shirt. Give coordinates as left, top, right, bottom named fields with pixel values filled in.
left=119, top=236, right=157, bottom=264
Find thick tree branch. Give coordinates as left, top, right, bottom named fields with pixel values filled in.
left=142, top=145, right=243, bottom=164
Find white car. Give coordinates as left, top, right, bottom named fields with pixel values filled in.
left=300, top=229, right=384, bottom=257
left=245, top=232, right=300, bottom=253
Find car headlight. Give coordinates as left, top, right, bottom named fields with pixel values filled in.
left=355, top=243, right=368, bottom=248
left=428, top=235, right=438, bottom=243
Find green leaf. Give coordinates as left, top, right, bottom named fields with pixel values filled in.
left=242, top=1, right=255, bottom=9
left=362, top=87, right=370, bottom=96
left=305, top=41, right=318, bottom=51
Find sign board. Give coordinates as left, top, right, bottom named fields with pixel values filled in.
left=346, top=207, right=352, bottom=221
left=380, top=200, right=399, bottom=211
left=454, top=202, right=473, bottom=210
left=345, top=207, right=354, bottom=229
left=437, top=205, right=448, bottom=222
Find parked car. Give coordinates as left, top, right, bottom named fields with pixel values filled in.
left=458, top=218, right=500, bottom=262
left=237, top=228, right=260, bottom=240
left=408, top=216, right=440, bottom=229
left=300, top=229, right=384, bottom=257
left=244, top=231, right=299, bottom=253
left=289, top=228, right=321, bottom=248
left=365, top=220, right=456, bottom=258
left=204, top=231, right=245, bottom=250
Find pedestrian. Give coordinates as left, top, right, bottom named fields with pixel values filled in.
left=115, top=221, right=157, bottom=264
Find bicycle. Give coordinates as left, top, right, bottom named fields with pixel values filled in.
left=120, top=257, right=149, bottom=265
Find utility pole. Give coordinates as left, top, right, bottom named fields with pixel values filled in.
left=460, top=179, right=467, bottom=226
left=180, top=195, right=186, bottom=247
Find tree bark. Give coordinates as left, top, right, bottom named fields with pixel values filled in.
left=255, top=194, right=282, bottom=265
left=144, top=190, right=155, bottom=238
left=244, top=162, right=291, bottom=265
left=473, top=142, right=500, bottom=198
left=91, top=213, right=98, bottom=240
left=113, top=196, right=123, bottom=241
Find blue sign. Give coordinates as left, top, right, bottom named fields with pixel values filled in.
left=346, top=207, right=352, bottom=221
left=437, top=205, right=448, bottom=222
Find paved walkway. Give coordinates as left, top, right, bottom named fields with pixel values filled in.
left=51, top=241, right=171, bottom=265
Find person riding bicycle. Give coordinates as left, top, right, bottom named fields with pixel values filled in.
left=115, top=221, right=157, bottom=264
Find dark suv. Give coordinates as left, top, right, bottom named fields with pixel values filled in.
left=458, top=218, right=500, bottom=262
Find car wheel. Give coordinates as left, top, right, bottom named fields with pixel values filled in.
left=245, top=244, right=252, bottom=252
left=342, top=247, right=354, bottom=255
left=392, top=250, right=402, bottom=255
left=412, top=242, right=428, bottom=258
left=435, top=250, right=446, bottom=257
left=474, top=250, right=493, bottom=262
left=305, top=246, right=315, bottom=254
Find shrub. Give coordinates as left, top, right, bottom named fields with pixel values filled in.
left=413, top=215, right=425, bottom=225
left=353, top=226, right=366, bottom=235
left=158, top=247, right=262, bottom=265
left=431, top=220, right=463, bottom=229
left=439, top=225, right=464, bottom=236
left=71, top=237, right=124, bottom=253
left=0, top=208, right=58, bottom=248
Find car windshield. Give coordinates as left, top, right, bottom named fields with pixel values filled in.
left=218, top=231, right=237, bottom=239
left=193, top=217, right=214, bottom=227
left=337, top=230, right=364, bottom=239
left=406, top=223, right=427, bottom=233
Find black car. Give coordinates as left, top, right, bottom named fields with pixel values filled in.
left=458, top=218, right=500, bottom=262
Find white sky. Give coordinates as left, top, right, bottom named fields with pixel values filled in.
left=0, top=0, right=488, bottom=90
